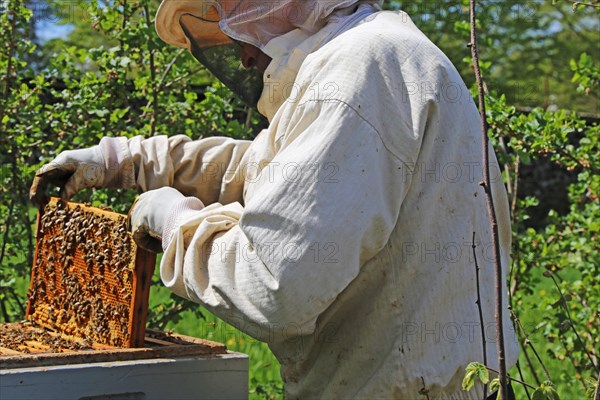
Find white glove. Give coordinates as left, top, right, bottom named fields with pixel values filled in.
left=30, top=146, right=106, bottom=204
left=128, top=187, right=204, bottom=253
left=30, top=137, right=135, bottom=205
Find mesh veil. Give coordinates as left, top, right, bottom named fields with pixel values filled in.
left=180, top=13, right=264, bottom=108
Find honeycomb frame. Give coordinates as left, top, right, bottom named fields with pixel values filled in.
left=26, top=197, right=156, bottom=348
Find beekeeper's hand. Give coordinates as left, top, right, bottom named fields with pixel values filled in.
left=128, top=187, right=204, bottom=253
left=30, top=146, right=106, bottom=205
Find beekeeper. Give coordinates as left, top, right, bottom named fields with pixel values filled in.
left=30, top=0, right=519, bottom=398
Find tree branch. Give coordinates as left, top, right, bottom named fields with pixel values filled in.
left=510, top=310, right=553, bottom=382
left=485, top=366, right=537, bottom=390
left=157, top=49, right=186, bottom=92
left=0, top=199, right=15, bottom=276
left=0, top=1, right=19, bottom=125
left=140, top=49, right=185, bottom=122
left=546, top=271, right=599, bottom=372
left=472, top=232, right=488, bottom=399
left=515, top=361, right=532, bottom=400
left=564, top=0, right=600, bottom=9
left=468, top=1, right=508, bottom=398
left=143, top=3, right=159, bottom=137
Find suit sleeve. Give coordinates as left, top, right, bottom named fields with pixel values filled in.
left=100, top=134, right=253, bottom=206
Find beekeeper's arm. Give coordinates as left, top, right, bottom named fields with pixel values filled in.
left=30, top=135, right=252, bottom=206
left=140, top=101, right=410, bottom=343
left=124, top=135, right=253, bottom=205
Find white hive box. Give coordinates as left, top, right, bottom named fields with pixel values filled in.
left=0, top=328, right=248, bottom=400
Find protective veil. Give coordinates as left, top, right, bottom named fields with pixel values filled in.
left=155, top=0, right=382, bottom=108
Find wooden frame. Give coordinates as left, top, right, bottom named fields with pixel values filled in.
left=25, top=198, right=156, bottom=348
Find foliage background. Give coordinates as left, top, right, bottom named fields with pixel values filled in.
left=1, top=0, right=598, bottom=398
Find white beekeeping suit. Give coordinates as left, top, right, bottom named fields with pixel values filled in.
left=32, top=0, right=520, bottom=398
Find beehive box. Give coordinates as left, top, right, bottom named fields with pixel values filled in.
left=25, top=197, right=156, bottom=348
left=0, top=323, right=227, bottom=365
left=0, top=324, right=248, bottom=400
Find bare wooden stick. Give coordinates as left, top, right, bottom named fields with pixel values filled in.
left=521, top=339, right=542, bottom=387
left=515, top=361, right=532, bottom=400
left=468, top=1, right=508, bottom=398
left=472, top=232, right=488, bottom=398
left=510, top=310, right=552, bottom=382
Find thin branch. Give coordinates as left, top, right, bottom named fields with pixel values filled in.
left=140, top=48, right=185, bottom=121
left=0, top=1, right=19, bottom=125
left=564, top=0, right=600, bottom=9
left=163, top=66, right=206, bottom=89
left=515, top=361, right=532, bottom=400
left=118, top=0, right=129, bottom=52
left=485, top=366, right=537, bottom=390
left=22, top=202, right=34, bottom=268
left=555, top=146, right=600, bottom=175
left=0, top=297, right=9, bottom=322
left=521, top=339, right=542, bottom=387
left=552, top=272, right=597, bottom=340
left=9, top=286, right=25, bottom=317
left=157, top=49, right=186, bottom=91
left=509, top=227, right=526, bottom=301
left=509, top=270, right=519, bottom=301
left=468, top=1, right=508, bottom=398
left=510, top=310, right=553, bottom=382
left=135, top=62, right=204, bottom=126
left=472, top=231, right=488, bottom=399
left=245, top=107, right=254, bottom=131
left=149, top=302, right=192, bottom=331
left=0, top=199, right=15, bottom=271
left=557, top=333, right=589, bottom=390
left=510, top=157, right=520, bottom=218
left=546, top=272, right=599, bottom=372
left=498, top=137, right=512, bottom=199
left=143, top=4, right=159, bottom=137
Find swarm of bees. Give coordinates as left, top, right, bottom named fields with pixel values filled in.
left=26, top=199, right=141, bottom=348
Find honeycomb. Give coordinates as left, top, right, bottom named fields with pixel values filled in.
left=26, top=198, right=156, bottom=348
left=0, top=322, right=94, bottom=354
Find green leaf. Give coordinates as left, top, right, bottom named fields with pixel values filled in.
left=462, top=362, right=489, bottom=391
left=584, top=376, right=597, bottom=399
left=88, top=109, right=110, bottom=117
left=532, top=381, right=560, bottom=400
left=489, top=378, right=500, bottom=393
